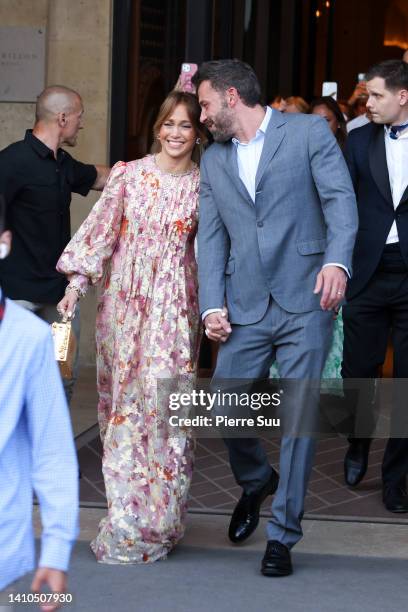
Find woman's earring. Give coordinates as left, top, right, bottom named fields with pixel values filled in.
left=196, top=138, right=201, bottom=145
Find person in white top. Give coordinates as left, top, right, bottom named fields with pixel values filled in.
left=342, top=60, right=408, bottom=513
left=346, top=111, right=371, bottom=133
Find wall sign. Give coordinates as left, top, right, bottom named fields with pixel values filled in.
left=0, top=26, right=46, bottom=102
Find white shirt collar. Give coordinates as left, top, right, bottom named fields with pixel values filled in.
left=384, top=123, right=408, bottom=139
left=232, top=106, right=273, bottom=146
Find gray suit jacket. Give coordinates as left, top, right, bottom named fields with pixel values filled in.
left=197, top=110, right=358, bottom=324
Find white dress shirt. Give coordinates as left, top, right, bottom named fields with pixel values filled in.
left=384, top=124, right=408, bottom=244
left=0, top=293, right=79, bottom=590
left=232, top=105, right=273, bottom=200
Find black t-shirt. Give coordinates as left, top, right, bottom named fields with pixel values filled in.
left=0, top=130, right=97, bottom=303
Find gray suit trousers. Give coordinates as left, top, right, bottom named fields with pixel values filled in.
left=213, top=298, right=333, bottom=549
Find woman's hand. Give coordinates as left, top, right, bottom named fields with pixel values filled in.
left=57, top=290, right=79, bottom=322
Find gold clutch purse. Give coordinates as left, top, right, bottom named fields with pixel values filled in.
left=51, top=320, right=77, bottom=379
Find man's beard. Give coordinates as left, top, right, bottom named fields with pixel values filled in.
left=206, top=104, right=235, bottom=142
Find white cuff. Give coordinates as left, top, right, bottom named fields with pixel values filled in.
left=202, top=308, right=223, bottom=321
left=39, top=536, right=74, bottom=572
left=323, top=263, right=350, bottom=278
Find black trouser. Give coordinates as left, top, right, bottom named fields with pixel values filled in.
left=342, top=244, right=408, bottom=488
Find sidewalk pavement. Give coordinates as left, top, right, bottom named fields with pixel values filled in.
left=10, top=509, right=408, bottom=612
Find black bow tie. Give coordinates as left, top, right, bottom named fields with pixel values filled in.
left=389, top=123, right=408, bottom=139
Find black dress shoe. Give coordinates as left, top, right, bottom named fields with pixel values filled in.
left=383, top=483, right=408, bottom=513
left=344, top=438, right=372, bottom=487
left=261, top=540, right=293, bottom=577
left=228, top=470, right=279, bottom=543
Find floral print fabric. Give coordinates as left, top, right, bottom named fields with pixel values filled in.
left=57, top=155, right=201, bottom=563
left=269, top=311, right=343, bottom=400
left=269, top=310, right=343, bottom=380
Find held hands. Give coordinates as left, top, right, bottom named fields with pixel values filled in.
left=314, top=266, right=347, bottom=311
left=57, top=290, right=78, bottom=322
left=31, top=568, right=66, bottom=611
left=204, top=307, right=232, bottom=343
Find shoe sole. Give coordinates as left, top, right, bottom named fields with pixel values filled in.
left=261, top=567, right=293, bottom=577
left=385, top=507, right=408, bottom=513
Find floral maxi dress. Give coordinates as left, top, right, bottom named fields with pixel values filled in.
left=57, top=156, right=201, bottom=563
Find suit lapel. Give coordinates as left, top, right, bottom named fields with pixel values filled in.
left=368, top=125, right=393, bottom=207
left=224, top=141, right=254, bottom=206
left=255, top=111, right=286, bottom=190
left=399, top=184, right=408, bottom=207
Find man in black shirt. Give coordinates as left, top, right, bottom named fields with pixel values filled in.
left=0, top=85, right=110, bottom=403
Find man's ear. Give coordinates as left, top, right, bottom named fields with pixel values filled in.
left=0, top=230, right=12, bottom=259
left=400, top=89, right=408, bottom=106
left=57, top=112, right=67, bottom=127
left=226, top=87, right=239, bottom=107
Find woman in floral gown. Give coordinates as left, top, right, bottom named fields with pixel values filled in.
left=57, top=91, right=207, bottom=564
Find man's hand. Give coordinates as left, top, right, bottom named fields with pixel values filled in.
left=31, top=568, right=66, bottom=611
left=204, top=308, right=232, bottom=343
left=314, top=266, right=347, bottom=311
left=92, top=165, right=111, bottom=191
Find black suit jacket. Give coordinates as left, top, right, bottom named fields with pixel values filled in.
left=345, top=122, right=408, bottom=299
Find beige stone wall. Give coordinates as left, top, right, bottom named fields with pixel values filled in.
left=0, top=0, right=113, bottom=364
left=0, top=1, right=49, bottom=147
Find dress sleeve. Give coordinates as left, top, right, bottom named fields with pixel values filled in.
left=57, top=161, right=126, bottom=288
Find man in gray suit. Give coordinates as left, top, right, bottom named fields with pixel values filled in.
left=193, top=60, right=358, bottom=576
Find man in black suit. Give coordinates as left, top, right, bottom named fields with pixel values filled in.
left=342, top=60, right=408, bottom=512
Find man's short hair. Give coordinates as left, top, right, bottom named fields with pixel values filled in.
left=35, top=85, right=81, bottom=122
left=366, top=60, right=408, bottom=92
left=192, top=59, right=262, bottom=107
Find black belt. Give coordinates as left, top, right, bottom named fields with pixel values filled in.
left=383, top=243, right=402, bottom=254
left=377, top=242, right=408, bottom=273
